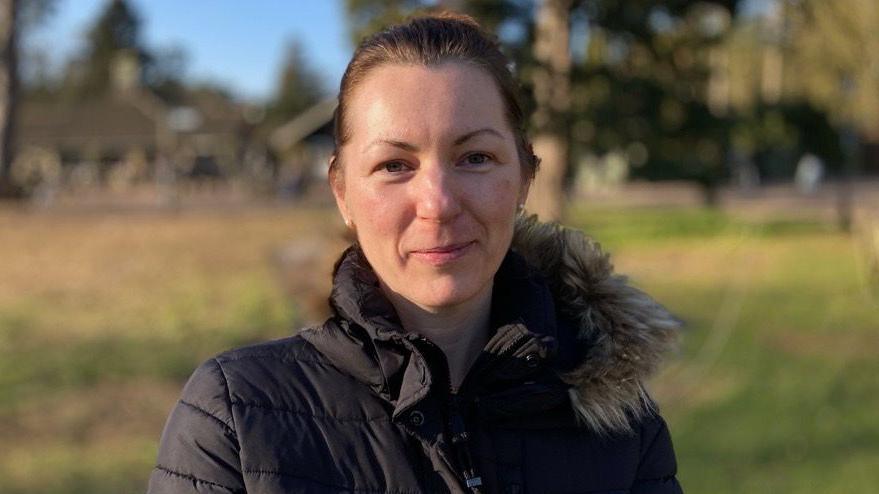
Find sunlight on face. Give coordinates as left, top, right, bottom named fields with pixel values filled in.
left=332, top=62, right=529, bottom=312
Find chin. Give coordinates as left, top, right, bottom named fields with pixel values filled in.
left=410, top=276, right=486, bottom=311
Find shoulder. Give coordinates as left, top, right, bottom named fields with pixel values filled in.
left=182, top=328, right=385, bottom=421
left=175, top=335, right=322, bottom=418
left=213, top=331, right=329, bottom=371
left=633, top=406, right=680, bottom=487
left=194, top=330, right=344, bottom=393
left=186, top=333, right=325, bottom=389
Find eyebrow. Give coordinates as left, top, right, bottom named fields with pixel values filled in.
left=454, top=128, right=504, bottom=145
left=366, top=127, right=504, bottom=152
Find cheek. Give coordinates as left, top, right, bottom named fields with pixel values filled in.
left=346, top=184, right=409, bottom=246
left=477, top=175, right=521, bottom=220
left=352, top=194, right=389, bottom=229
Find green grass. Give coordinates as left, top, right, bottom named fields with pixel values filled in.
left=570, top=205, right=879, bottom=493
left=1, top=204, right=876, bottom=493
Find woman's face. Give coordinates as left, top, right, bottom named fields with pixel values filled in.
left=332, top=62, right=529, bottom=312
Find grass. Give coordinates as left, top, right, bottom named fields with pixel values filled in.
left=0, top=206, right=328, bottom=494
left=570, top=204, right=879, bottom=493
left=0, top=203, right=876, bottom=493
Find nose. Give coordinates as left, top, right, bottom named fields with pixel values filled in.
left=413, top=161, right=462, bottom=222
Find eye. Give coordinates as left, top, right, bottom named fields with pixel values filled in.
left=378, top=161, right=410, bottom=174
left=461, top=153, right=492, bottom=166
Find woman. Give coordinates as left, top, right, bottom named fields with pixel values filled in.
left=148, top=13, right=682, bottom=494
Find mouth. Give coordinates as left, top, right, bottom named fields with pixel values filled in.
left=409, top=241, right=476, bottom=265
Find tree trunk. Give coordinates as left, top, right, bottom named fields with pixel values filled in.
left=526, top=0, right=571, bottom=222
left=0, top=0, right=18, bottom=197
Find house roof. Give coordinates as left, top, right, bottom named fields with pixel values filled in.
left=15, top=89, right=246, bottom=155
left=269, top=98, right=337, bottom=152
left=16, top=94, right=160, bottom=152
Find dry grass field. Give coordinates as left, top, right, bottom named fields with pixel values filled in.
left=0, top=205, right=338, bottom=493
left=0, top=202, right=877, bottom=493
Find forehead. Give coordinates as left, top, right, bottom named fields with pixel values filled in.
left=345, top=62, right=511, bottom=146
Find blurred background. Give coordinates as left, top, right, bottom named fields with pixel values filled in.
left=0, top=0, right=877, bottom=492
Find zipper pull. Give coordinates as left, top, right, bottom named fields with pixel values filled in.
left=449, top=395, right=483, bottom=493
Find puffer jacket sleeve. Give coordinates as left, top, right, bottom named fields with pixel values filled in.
left=147, top=358, right=245, bottom=493
left=631, top=412, right=684, bottom=494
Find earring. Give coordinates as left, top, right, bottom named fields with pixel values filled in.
left=344, top=218, right=353, bottom=229
left=516, top=203, right=525, bottom=215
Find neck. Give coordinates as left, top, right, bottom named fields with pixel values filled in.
left=384, top=284, right=493, bottom=391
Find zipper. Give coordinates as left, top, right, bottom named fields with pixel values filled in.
left=420, top=335, right=485, bottom=494
left=449, top=393, right=484, bottom=494
left=444, top=324, right=537, bottom=493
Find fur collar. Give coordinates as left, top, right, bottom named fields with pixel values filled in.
left=512, top=215, right=681, bottom=435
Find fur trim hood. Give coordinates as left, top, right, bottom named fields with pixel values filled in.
left=512, top=215, right=681, bottom=435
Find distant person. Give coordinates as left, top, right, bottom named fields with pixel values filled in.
left=730, top=147, right=760, bottom=192
left=148, top=13, right=682, bottom=493
left=795, top=153, right=824, bottom=194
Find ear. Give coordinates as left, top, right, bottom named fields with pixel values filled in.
left=328, top=155, right=351, bottom=227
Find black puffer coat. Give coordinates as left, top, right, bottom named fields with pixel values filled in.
left=148, top=218, right=683, bottom=493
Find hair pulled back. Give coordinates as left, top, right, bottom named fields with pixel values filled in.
left=331, top=12, right=538, bottom=181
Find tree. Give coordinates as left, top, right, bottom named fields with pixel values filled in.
left=265, top=40, right=325, bottom=125
left=83, top=0, right=143, bottom=93
left=781, top=0, right=879, bottom=228
left=83, top=0, right=141, bottom=95
left=344, top=0, right=423, bottom=45
left=0, top=0, right=58, bottom=197
left=0, top=0, right=17, bottom=197
left=784, top=0, right=879, bottom=136
left=526, top=0, right=571, bottom=221
left=144, top=45, right=187, bottom=103
left=67, top=0, right=145, bottom=98
left=52, top=0, right=187, bottom=103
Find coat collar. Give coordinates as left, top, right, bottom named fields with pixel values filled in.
left=313, top=246, right=561, bottom=414
left=304, top=216, right=680, bottom=435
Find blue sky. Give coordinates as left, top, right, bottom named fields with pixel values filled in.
left=28, top=0, right=354, bottom=102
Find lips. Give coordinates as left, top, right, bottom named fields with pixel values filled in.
left=409, top=241, right=475, bottom=265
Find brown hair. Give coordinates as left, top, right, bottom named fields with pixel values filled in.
left=331, top=11, right=538, bottom=182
